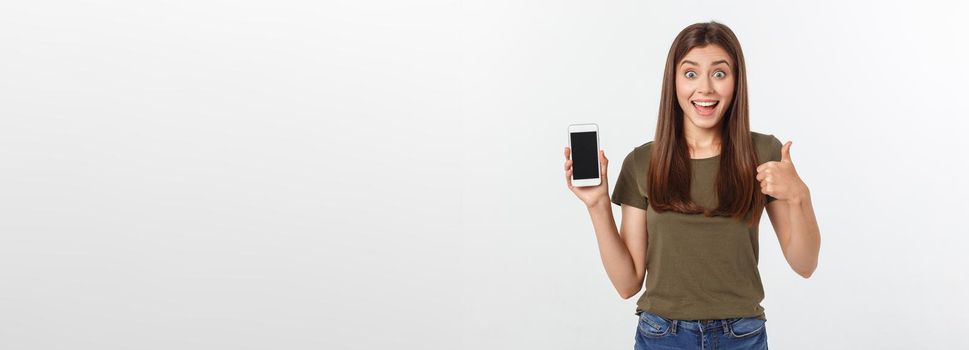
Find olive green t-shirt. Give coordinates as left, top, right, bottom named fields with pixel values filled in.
left=610, top=131, right=783, bottom=321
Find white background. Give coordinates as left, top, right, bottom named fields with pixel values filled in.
left=1, top=0, right=967, bottom=349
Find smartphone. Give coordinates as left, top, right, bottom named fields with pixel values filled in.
left=568, top=123, right=601, bottom=187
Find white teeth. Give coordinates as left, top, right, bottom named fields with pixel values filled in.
left=693, top=101, right=718, bottom=107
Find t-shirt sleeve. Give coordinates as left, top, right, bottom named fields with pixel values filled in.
left=764, top=135, right=783, bottom=205
left=611, top=150, right=648, bottom=210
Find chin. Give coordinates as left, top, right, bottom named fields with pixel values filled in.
left=686, top=113, right=724, bottom=130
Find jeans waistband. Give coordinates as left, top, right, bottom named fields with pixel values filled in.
left=671, top=318, right=739, bottom=333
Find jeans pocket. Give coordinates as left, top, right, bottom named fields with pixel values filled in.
left=726, top=317, right=766, bottom=339
left=638, top=311, right=673, bottom=338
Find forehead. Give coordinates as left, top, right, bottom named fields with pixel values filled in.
left=679, top=45, right=732, bottom=66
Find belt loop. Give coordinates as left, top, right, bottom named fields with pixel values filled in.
left=722, top=319, right=729, bottom=334
left=671, top=320, right=678, bottom=335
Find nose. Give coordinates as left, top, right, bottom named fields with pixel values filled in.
left=697, top=75, right=715, bottom=94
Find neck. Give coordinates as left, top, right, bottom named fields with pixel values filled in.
left=683, top=122, right=722, bottom=157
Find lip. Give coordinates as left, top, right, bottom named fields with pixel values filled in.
left=691, top=99, right=719, bottom=117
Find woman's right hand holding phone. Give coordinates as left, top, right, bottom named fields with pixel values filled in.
left=564, top=147, right=610, bottom=208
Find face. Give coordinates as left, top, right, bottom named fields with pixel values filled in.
left=675, top=44, right=735, bottom=131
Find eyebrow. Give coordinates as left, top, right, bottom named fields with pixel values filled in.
left=680, top=59, right=731, bottom=67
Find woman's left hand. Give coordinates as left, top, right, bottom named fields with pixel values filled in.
left=756, top=141, right=809, bottom=203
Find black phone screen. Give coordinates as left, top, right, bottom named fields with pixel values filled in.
left=570, top=131, right=599, bottom=180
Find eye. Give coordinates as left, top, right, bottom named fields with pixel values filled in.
left=713, top=70, right=727, bottom=79
left=684, top=71, right=697, bottom=78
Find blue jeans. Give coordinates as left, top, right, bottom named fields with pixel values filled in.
left=633, top=311, right=768, bottom=350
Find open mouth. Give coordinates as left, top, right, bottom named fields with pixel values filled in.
left=691, top=100, right=719, bottom=116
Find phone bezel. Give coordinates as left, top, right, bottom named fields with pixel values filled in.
left=567, top=123, right=602, bottom=187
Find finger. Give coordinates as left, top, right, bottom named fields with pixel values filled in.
left=756, top=161, right=772, bottom=173
left=564, top=159, right=572, bottom=171
left=564, top=147, right=571, bottom=160
left=565, top=169, right=573, bottom=188
left=781, top=141, right=792, bottom=163
left=756, top=171, right=766, bottom=181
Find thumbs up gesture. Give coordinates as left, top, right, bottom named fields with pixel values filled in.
left=756, top=141, right=809, bottom=203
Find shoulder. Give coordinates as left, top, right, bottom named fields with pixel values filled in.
left=624, top=141, right=653, bottom=166
left=617, top=141, right=653, bottom=180
left=750, top=131, right=783, bottom=162
left=634, top=141, right=653, bottom=156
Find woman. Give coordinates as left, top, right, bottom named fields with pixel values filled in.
left=563, top=22, right=821, bottom=349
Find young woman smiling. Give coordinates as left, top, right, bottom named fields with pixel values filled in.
left=563, top=22, right=821, bottom=349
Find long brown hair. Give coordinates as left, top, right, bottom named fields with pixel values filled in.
left=647, top=21, right=764, bottom=227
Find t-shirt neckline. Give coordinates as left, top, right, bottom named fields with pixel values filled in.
left=690, top=154, right=720, bottom=161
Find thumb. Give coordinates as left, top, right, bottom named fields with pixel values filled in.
left=600, top=150, right=608, bottom=177
left=781, top=141, right=793, bottom=162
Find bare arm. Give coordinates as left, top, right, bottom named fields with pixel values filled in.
left=765, top=191, right=821, bottom=278
left=565, top=147, right=648, bottom=299
left=757, top=141, right=821, bottom=278
left=586, top=200, right=648, bottom=299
